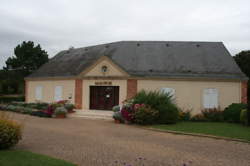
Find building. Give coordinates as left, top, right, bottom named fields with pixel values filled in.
left=25, top=41, right=248, bottom=114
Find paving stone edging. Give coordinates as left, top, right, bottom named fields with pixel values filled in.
left=137, top=126, right=250, bottom=144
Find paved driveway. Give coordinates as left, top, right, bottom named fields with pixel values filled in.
left=11, top=113, right=250, bottom=166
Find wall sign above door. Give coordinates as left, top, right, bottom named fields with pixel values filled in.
left=95, top=81, right=112, bottom=85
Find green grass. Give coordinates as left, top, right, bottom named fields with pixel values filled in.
left=151, top=122, right=250, bottom=141
left=0, top=150, right=76, bottom=166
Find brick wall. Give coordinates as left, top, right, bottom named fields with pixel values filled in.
left=241, top=81, right=248, bottom=104
left=75, top=79, right=83, bottom=109
left=127, top=79, right=137, bottom=99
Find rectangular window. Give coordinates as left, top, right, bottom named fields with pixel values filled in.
left=161, top=88, right=175, bottom=98
left=54, top=86, right=63, bottom=101
left=35, top=86, right=43, bottom=100
left=203, top=88, right=218, bottom=109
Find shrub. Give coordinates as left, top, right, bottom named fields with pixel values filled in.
left=133, top=104, right=159, bottom=125
left=112, top=111, right=124, bottom=123
left=54, top=107, right=67, bottom=116
left=0, top=112, right=22, bottom=149
left=240, top=109, right=248, bottom=125
left=112, top=105, right=120, bottom=112
left=191, top=114, right=208, bottom=122
left=223, top=103, right=247, bottom=123
left=133, top=90, right=179, bottom=124
left=0, top=96, right=25, bottom=103
left=179, top=109, right=192, bottom=121
left=201, top=108, right=224, bottom=122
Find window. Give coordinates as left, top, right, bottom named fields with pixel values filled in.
left=203, top=88, right=218, bottom=109
left=35, top=86, right=43, bottom=100
left=161, top=88, right=175, bottom=98
left=54, top=86, right=63, bottom=101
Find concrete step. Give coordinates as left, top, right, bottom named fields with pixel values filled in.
left=68, top=110, right=113, bottom=120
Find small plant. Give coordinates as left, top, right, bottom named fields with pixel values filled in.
left=112, top=105, right=120, bottom=112
left=65, top=104, right=75, bottom=113
left=112, top=111, right=124, bottom=123
left=240, top=109, right=248, bottom=125
left=201, top=107, right=224, bottom=122
left=54, top=107, right=67, bottom=118
left=0, top=112, right=22, bottom=149
left=223, top=103, right=247, bottom=123
left=179, top=109, right=192, bottom=121
left=190, top=114, right=208, bottom=122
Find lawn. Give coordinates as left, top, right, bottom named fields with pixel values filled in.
left=0, top=150, right=76, bottom=166
left=151, top=122, right=250, bottom=141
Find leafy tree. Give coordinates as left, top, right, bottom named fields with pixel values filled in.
left=4, top=41, right=48, bottom=73
left=234, top=50, right=250, bottom=126
left=1, top=41, right=49, bottom=95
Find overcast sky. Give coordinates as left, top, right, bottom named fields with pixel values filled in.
left=0, top=0, right=249, bottom=68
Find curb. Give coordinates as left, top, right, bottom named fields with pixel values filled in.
left=137, top=126, right=250, bottom=144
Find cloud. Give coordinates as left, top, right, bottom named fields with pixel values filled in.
left=0, top=0, right=250, bottom=68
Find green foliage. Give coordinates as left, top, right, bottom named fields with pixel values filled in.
left=240, top=109, right=248, bottom=125
left=0, top=113, right=22, bottom=149
left=134, top=105, right=159, bottom=125
left=64, top=104, right=75, bottom=112
left=0, top=96, right=25, bottom=103
left=152, top=122, right=250, bottom=141
left=112, top=111, right=124, bottom=123
left=112, top=105, right=120, bottom=112
left=223, top=103, right=247, bottom=123
left=234, top=51, right=250, bottom=103
left=133, top=90, right=179, bottom=124
left=5, top=41, right=49, bottom=72
left=179, top=109, right=192, bottom=121
left=54, top=107, right=67, bottom=116
left=190, top=114, right=208, bottom=122
left=0, top=150, right=77, bottom=166
left=201, top=108, right=224, bottom=122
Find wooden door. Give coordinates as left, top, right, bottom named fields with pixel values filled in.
left=90, top=86, right=119, bottom=110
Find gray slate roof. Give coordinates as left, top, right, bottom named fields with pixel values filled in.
left=28, top=41, right=247, bottom=80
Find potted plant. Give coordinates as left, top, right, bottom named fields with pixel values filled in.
left=54, top=107, right=67, bottom=118
left=65, top=104, right=75, bottom=113
left=112, top=111, right=124, bottom=123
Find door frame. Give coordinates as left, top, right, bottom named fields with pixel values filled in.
left=89, top=86, right=119, bottom=110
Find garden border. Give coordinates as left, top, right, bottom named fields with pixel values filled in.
left=136, top=126, right=250, bottom=144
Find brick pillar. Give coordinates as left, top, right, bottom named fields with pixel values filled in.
left=241, top=81, right=248, bottom=104
left=75, top=79, right=83, bottom=109
left=25, top=80, right=29, bottom=103
left=127, top=79, right=137, bottom=99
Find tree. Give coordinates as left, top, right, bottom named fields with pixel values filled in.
left=1, top=41, right=49, bottom=95
left=233, top=50, right=250, bottom=126
left=4, top=41, right=49, bottom=73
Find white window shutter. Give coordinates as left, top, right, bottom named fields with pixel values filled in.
left=54, top=86, right=63, bottom=101
left=35, top=86, right=43, bottom=100
left=203, top=88, right=218, bottom=109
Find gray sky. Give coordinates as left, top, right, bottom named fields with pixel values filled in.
left=0, top=0, right=249, bottom=69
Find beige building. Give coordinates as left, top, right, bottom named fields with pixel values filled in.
left=25, top=41, right=248, bottom=114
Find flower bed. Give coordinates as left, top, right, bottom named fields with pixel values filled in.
left=0, top=100, right=75, bottom=119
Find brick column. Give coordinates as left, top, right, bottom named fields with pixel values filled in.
left=127, top=79, right=137, bottom=99
left=75, top=79, right=83, bottom=109
left=25, top=80, right=29, bottom=103
left=241, top=81, right=248, bottom=104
